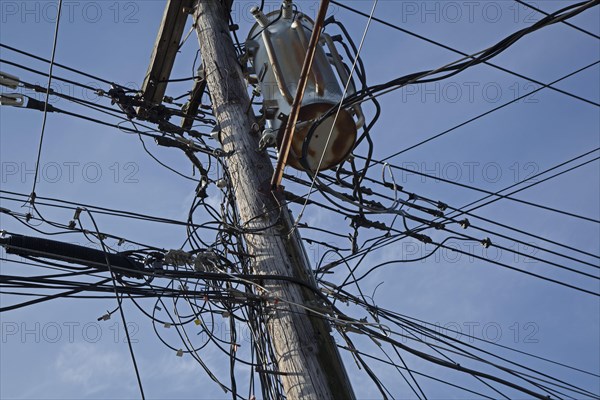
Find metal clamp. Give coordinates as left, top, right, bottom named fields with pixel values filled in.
left=258, top=128, right=278, bottom=151
left=0, top=93, right=25, bottom=107
left=0, top=71, right=19, bottom=89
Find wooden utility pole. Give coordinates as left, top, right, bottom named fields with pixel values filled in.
left=193, top=1, right=355, bottom=398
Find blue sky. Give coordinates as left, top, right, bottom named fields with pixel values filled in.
left=1, top=0, right=599, bottom=399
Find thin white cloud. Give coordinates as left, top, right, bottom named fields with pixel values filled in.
left=54, top=342, right=133, bottom=396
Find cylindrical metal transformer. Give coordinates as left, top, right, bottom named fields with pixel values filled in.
left=246, top=4, right=361, bottom=172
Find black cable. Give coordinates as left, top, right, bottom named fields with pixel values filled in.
left=356, top=154, right=600, bottom=224
left=0, top=42, right=129, bottom=89
left=448, top=156, right=600, bottom=222
left=330, top=0, right=600, bottom=107
left=514, top=0, right=600, bottom=39
left=30, top=0, right=63, bottom=200
left=327, top=289, right=598, bottom=398
left=358, top=147, right=600, bottom=260
left=0, top=278, right=111, bottom=312
left=83, top=210, right=146, bottom=399
left=434, top=240, right=598, bottom=296
left=377, top=61, right=599, bottom=162
left=0, top=57, right=101, bottom=93
left=338, top=346, right=497, bottom=399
